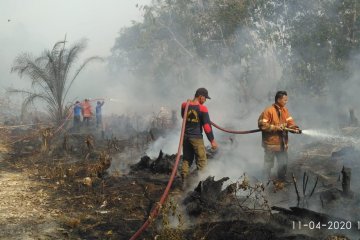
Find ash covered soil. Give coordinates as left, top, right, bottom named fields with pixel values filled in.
left=0, top=126, right=359, bottom=240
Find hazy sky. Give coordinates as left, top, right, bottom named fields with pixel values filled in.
left=0, top=0, right=149, bottom=92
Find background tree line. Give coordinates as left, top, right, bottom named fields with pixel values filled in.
left=9, top=0, right=359, bottom=124
left=109, top=0, right=359, bottom=102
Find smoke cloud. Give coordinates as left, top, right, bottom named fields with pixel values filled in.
left=2, top=1, right=360, bottom=212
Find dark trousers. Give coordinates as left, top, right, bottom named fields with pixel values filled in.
left=263, top=149, right=288, bottom=181
left=83, top=117, right=90, bottom=126
left=96, top=115, right=102, bottom=128
left=73, top=115, right=81, bottom=132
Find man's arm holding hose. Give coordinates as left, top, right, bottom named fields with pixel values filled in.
left=200, top=105, right=218, bottom=150
left=285, top=109, right=301, bottom=133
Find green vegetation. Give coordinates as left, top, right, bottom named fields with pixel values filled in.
left=110, top=0, right=359, bottom=97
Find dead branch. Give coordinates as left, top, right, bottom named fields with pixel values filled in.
left=292, top=173, right=300, bottom=204
left=309, top=176, right=319, bottom=198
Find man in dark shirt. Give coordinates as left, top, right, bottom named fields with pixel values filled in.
left=96, top=101, right=105, bottom=128
left=181, top=88, right=218, bottom=185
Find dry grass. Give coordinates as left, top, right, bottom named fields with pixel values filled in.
left=155, top=198, right=185, bottom=240
left=0, top=143, right=9, bottom=153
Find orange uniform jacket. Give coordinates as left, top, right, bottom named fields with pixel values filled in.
left=82, top=101, right=92, bottom=118
left=258, top=104, right=297, bottom=151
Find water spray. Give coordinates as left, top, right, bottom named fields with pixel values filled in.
left=109, top=98, right=120, bottom=102
left=301, top=129, right=360, bottom=145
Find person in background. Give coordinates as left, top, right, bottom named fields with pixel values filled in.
left=73, top=101, right=82, bottom=132
left=96, top=101, right=105, bottom=128
left=82, top=99, right=92, bottom=126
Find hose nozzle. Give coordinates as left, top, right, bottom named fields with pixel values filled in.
left=284, top=127, right=302, bottom=134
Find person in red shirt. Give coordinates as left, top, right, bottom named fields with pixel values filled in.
left=181, top=88, right=218, bottom=186
left=82, top=99, right=93, bottom=126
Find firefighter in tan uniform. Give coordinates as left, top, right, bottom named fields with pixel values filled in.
left=258, top=91, right=300, bottom=181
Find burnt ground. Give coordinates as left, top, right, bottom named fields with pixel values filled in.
left=0, top=127, right=182, bottom=240
left=0, top=125, right=360, bottom=240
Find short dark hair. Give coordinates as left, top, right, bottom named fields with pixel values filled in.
left=275, top=91, right=287, bottom=102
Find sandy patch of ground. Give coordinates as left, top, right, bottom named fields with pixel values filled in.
left=0, top=150, right=68, bottom=239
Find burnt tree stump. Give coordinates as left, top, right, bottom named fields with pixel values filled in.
left=183, top=176, right=231, bottom=216
left=130, top=151, right=175, bottom=174
left=150, top=150, right=175, bottom=174
left=130, top=156, right=151, bottom=171
left=341, top=166, right=353, bottom=198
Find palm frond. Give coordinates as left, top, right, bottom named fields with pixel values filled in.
left=11, top=39, right=101, bottom=123
left=51, top=41, right=66, bottom=56
left=20, top=92, right=52, bottom=118
left=63, top=40, right=87, bottom=84
left=63, top=56, right=104, bottom=102
left=11, top=53, right=52, bottom=88
left=11, top=53, right=34, bottom=76
left=44, top=50, right=59, bottom=81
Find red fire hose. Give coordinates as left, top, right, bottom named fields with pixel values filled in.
left=129, top=103, right=263, bottom=239
left=210, top=121, right=261, bottom=134
left=129, top=100, right=191, bottom=240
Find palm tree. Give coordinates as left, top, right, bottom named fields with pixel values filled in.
left=10, top=38, right=103, bottom=124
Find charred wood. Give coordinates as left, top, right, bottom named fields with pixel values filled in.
left=150, top=150, right=175, bottom=174
left=341, top=166, right=353, bottom=198
left=183, top=176, right=234, bottom=216
left=130, top=156, right=151, bottom=171
left=130, top=150, right=175, bottom=174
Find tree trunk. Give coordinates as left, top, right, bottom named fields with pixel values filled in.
left=341, top=166, right=353, bottom=198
